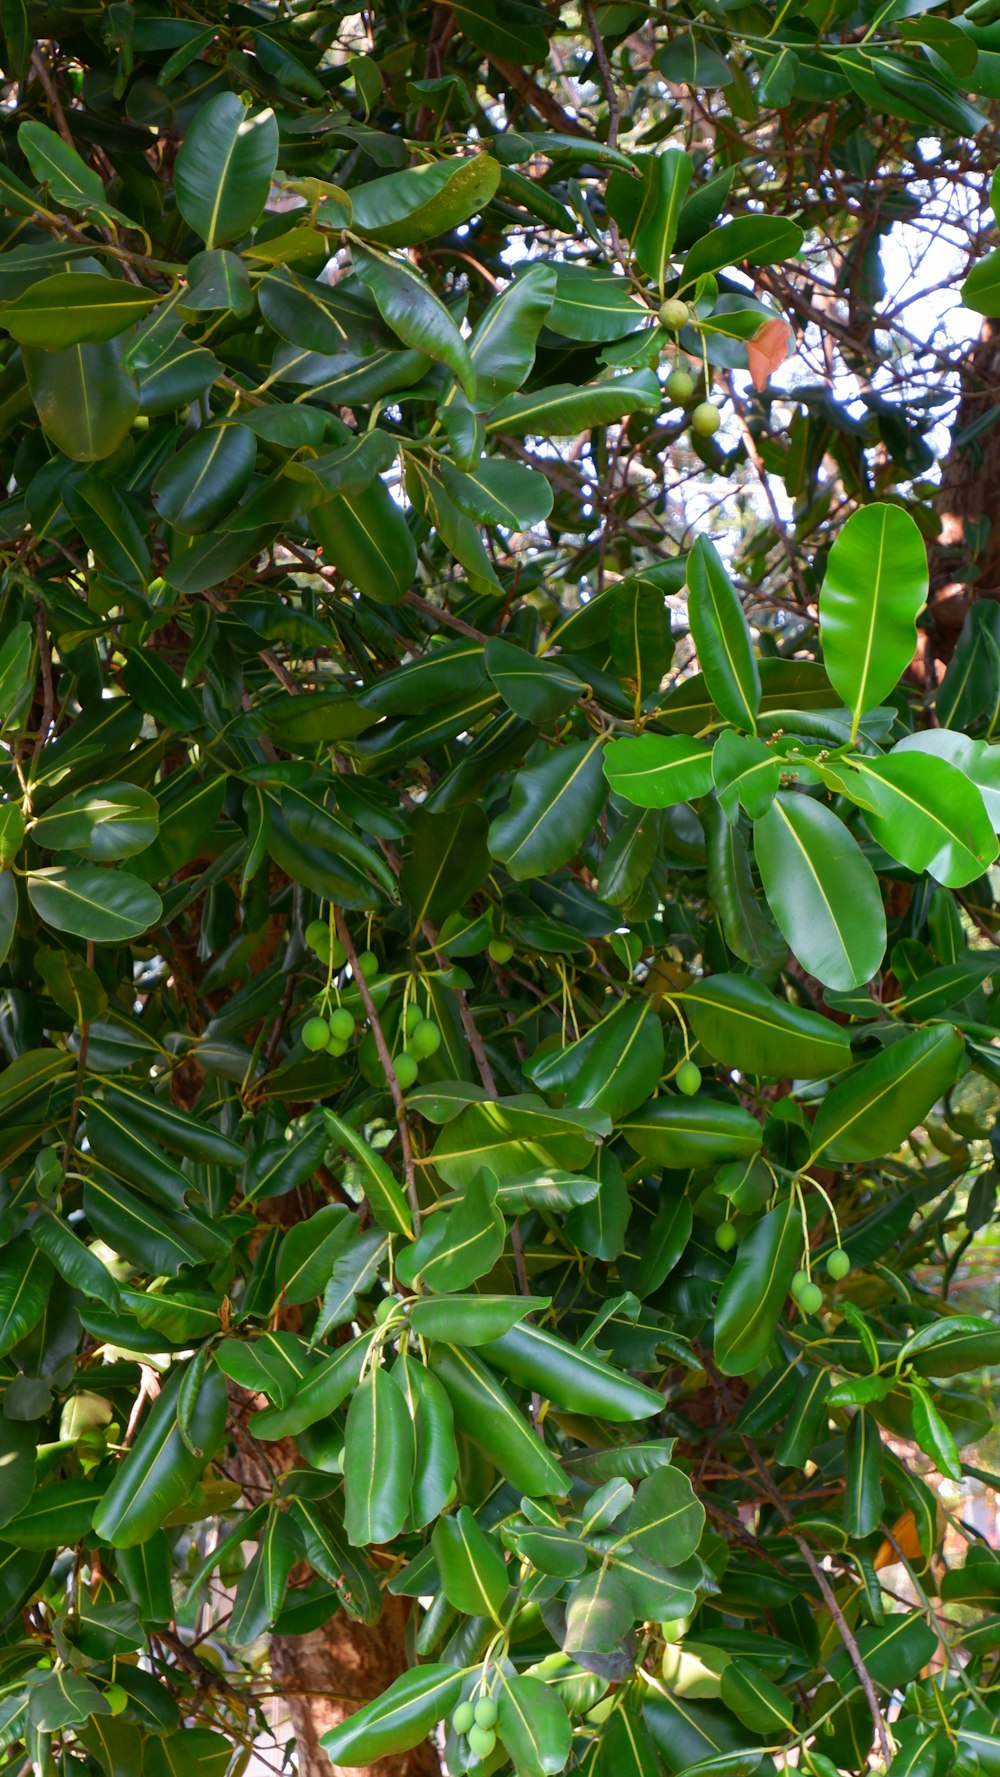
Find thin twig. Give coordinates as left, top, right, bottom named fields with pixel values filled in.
left=30, top=48, right=75, bottom=146
left=582, top=2, right=620, bottom=150
left=334, top=910, right=420, bottom=1232
left=31, top=599, right=55, bottom=774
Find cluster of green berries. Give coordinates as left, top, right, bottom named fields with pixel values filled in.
left=300, top=919, right=443, bottom=1088
left=658, top=303, right=721, bottom=437
left=452, top=1696, right=498, bottom=1762
left=790, top=1248, right=851, bottom=1313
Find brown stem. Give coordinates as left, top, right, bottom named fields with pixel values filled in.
left=31, top=598, right=56, bottom=774
left=334, top=910, right=420, bottom=1233
left=30, top=47, right=75, bottom=146
left=582, top=2, right=620, bottom=150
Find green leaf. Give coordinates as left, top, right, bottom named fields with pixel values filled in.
left=810, top=1025, right=965, bottom=1163
left=843, top=1408, right=883, bottom=1537
left=32, top=783, right=159, bottom=861
left=712, top=732, right=783, bottom=822
left=410, top=1168, right=504, bottom=1291
left=26, top=866, right=162, bottom=942
left=548, top=265, right=648, bottom=342
left=174, top=94, right=279, bottom=247
left=681, top=215, right=805, bottom=285
left=487, top=370, right=661, bottom=436
left=623, top=1464, right=705, bottom=1563
left=353, top=243, right=475, bottom=398
left=818, top=504, right=929, bottom=734
left=31, top=1209, right=120, bottom=1310
left=681, top=974, right=852, bottom=1079
left=468, top=262, right=557, bottom=404
left=481, top=1320, right=664, bottom=1421
left=489, top=737, right=607, bottom=880
left=440, top=459, right=554, bottom=530
left=393, top=1355, right=459, bottom=1529
left=343, top=1366, right=414, bottom=1546
left=844, top=751, right=997, bottom=887
left=631, top=148, right=694, bottom=291
left=485, top=637, right=587, bottom=722
left=0, top=273, right=159, bottom=348
left=498, top=1674, right=573, bottom=1777
left=963, top=250, right=1000, bottom=315
left=289, top=1496, right=382, bottom=1623
left=621, top=1095, right=762, bottom=1169
left=0, top=1415, right=36, bottom=1529
left=228, top=1507, right=300, bottom=1646
left=714, top=1194, right=802, bottom=1375
left=432, top=1505, right=508, bottom=1621
left=409, top=1295, right=547, bottom=1344
left=526, top=998, right=664, bottom=1122
left=604, top=734, right=714, bottom=807
left=143, top=1730, right=234, bottom=1777
left=153, top=426, right=257, bottom=535
left=609, top=577, right=674, bottom=706
left=0, top=1479, right=103, bottom=1548
left=23, top=339, right=139, bottom=462
left=17, top=121, right=104, bottom=209
left=909, top=1385, right=961, bottom=1481
left=565, top=1565, right=634, bottom=1653
left=720, top=1662, right=795, bottom=1736
left=687, top=537, right=761, bottom=734
left=320, top=1664, right=464, bottom=1765
left=323, top=1110, right=412, bottom=1239
left=92, top=1364, right=228, bottom=1548
left=427, top=1342, right=567, bottom=1497
left=311, top=477, right=417, bottom=606
left=350, top=155, right=501, bottom=247
left=753, top=794, right=886, bottom=990
left=0, top=1237, right=53, bottom=1358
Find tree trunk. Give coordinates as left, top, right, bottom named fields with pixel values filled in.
left=270, top=1601, right=442, bottom=1777
left=924, top=319, right=1000, bottom=676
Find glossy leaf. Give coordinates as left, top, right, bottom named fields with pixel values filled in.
left=343, top=1366, right=414, bottom=1546
left=818, top=503, right=929, bottom=733
left=810, top=1025, right=965, bottom=1163
left=174, top=94, right=278, bottom=247
left=604, top=734, right=714, bottom=807
left=489, top=737, right=607, bottom=879
left=754, top=793, right=886, bottom=990
left=686, top=537, right=761, bottom=734
left=714, top=1195, right=802, bottom=1375
left=681, top=974, right=852, bottom=1079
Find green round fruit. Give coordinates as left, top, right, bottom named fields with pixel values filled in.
left=798, top=1281, right=824, bottom=1316
left=691, top=400, right=721, bottom=437
left=790, top=1269, right=809, bottom=1299
left=357, top=950, right=379, bottom=981
left=327, top=1037, right=348, bottom=1058
left=715, top=1221, right=737, bottom=1252
left=452, top=1703, right=475, bottom=1737
left=676, top=1060, right=702, bottom=1097
left=488, top=938, right=514, bottom=964
left=331, top=938, right=347, bottom=970
left=411, top=1018, right=441, bottom=1059
left=405, top=1002, right=423, bottom=1036
left=302, top=1016, right=331, bottom=1052
left=826, top=1247, right=851, bottom=1281
left=328, top=1007, right=356, bottom=1042
left=659, top=297, right=691, bottom=331
left=474, top=1698, right=498, bottom=1729
left=467, top=1726, right=497, bottom=1760
left=393, top=1052, right=419, bottom=1090
left=305, top=919, right=330, bottom=957
left=374, top=1296, right=395, bottom=1324
left=666, top=367, right=696, bottom=403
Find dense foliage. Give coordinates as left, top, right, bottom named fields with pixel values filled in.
left=4, top=5, right=1000, bottom=1776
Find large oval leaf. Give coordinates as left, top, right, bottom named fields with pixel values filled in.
left=818, top=504, right=928, bottom=735
left=174, top=94, right=278, bottom=247
left=714, top=1194, right=802, bottom=1376
left=320, top=1665, right=463, bottom=1766
left=846, top=751, right=997, bottom=887
left=753, top=793, right=885, bottom=990
left=810, top=1024, right=965, bottom=1163
left=620, top=1095, right=762, bottom=1168
left=26, top=867, right=162, bottom=941
left=686, top=537, right=761, bottom=734
left=489, top=737, right=607, bottom=879
left=681, top=974, right=852, bottom=1079
left=92, top=1364, right=227, bottom=1548
left=604, top=734, right=714, bottom=807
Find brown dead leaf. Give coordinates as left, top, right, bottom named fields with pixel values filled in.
left=747, top=315, right=794, bottom=391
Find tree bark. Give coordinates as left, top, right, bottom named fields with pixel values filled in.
left=924, top=320, right=1000, bottom=676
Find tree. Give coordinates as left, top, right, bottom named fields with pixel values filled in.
left=3, top=5, right=1000, bottom=1777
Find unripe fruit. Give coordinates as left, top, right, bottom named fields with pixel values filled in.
left=666, top=367, right=696, bottom=403
left=411, top=1018, right=441, bottom=1059
left=715, top=1221, right=737, bottom=1252
left=452, top=1703, right=475, bottom=1737
left=676, top=1060, right=702, bottom=1097
left=691, top=401, right=721, bottom=437
left=826, top=1247, right=850, bottom=1281
left=328, top=1007, right=356, bottom=1043
left=659, top=297, right=691, bottom=331
left=790, top=1269, right=809, bottom=1299
left=467, top=1726, right=497, bottom=1760
left=374, top=1296, right=395, bottom=1324
left=474, top=1698, right=498, bottom=1729
left=488, top=938, right=514, bottom=964
left=393, top=1052, right=419, bottom=1090
left=303, top=1016, right=331, bottom=1052
left=327, top=1037, right=349, bottom=1058
left=797, top=1281, right=824, bottom=1316
left=405, top=1003, right=423, bottom=1036
left=331, top=938, right=347, bottom=970
left=305, top=919, right=330, bottom=958
left=357, top=950, right=379, bottom=981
